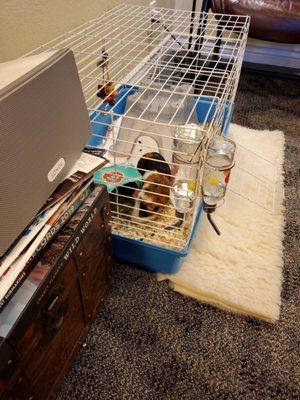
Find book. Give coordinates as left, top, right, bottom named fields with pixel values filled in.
left=27, top=179, right=94, bottom=263
left=0, top=181, right=94, bottom=311
left=0, top=198, right=67, bottom=279
left=0, top=186, right=104, bottom=320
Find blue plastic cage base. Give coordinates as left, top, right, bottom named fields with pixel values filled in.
left=112, top=235, right=183, bottom=274
left=112, top=201, right=204, bottom=274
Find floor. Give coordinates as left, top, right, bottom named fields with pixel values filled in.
left=55, top=72, right=300, bottom=400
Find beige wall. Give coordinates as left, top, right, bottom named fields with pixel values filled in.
left=155, top=1, right=203, bottom=11
left=0, top=0, right=149, bottom=62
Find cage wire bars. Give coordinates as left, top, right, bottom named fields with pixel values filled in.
left=25, top=5, right=250, bottom=250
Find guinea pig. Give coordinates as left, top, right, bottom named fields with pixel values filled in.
left=136, top=152, right=172, bottom=218
left=137, top=152, right=171, bottom=177
left=110, top=181, right=138, bottom=219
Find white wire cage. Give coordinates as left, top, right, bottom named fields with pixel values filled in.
left=26, top=4, right=251, bottom=252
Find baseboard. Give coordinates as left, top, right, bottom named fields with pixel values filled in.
left=243, top=39, right=300, bottom=78
left=242, top=62, right=300, bottom=80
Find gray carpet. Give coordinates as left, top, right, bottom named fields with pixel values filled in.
left=55, top=73, right=300, bottom=400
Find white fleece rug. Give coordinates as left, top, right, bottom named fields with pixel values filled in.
left=159, top=124, right=285, bottom=323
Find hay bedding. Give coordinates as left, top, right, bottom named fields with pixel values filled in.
left=111, top=204, right=192, bottom=250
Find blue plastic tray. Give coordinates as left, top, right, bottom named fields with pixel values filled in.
left=89, top=86, right=233, bottom=274
left=87, top=85, right=138, bottom=148
left=112, top=202, right=204, bottom=274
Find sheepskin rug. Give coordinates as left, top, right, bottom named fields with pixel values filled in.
left=159, top=124, right=285, bottom=323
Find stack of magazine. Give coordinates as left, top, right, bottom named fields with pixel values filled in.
left=0, top=151, right=106, bottom=312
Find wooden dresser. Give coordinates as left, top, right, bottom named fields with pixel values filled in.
left=0, top=185, right=112, bottom=400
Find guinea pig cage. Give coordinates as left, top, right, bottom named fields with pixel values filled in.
left=25, top=5, right=251, bottom=273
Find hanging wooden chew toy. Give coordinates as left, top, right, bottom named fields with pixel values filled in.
left=96, top=49, right=118, bottom=106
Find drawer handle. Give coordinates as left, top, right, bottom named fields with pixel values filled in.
left=43, top=303, right=66, bottom=334
left=42, top=291, right=68, bottom=336
left=47, top=295, right=60, bottom=312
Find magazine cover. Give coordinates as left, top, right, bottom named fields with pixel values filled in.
left=38, top=152, right=107, bottom=215
left=0, top=263, right=50, bottom=338
left=0, top=186, right=104, bottom=336
left=0, top=198, right=67, bottom=279
left=0, top=180, right=94, bottom=310
left=83, top=147, right=106, bottom=158
left=28, top=179, right=94, bottom=262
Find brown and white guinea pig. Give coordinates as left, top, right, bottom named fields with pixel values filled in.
left=136, top=152, right=172, bottom=218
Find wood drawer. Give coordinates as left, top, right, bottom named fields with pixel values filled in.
left=78, top=247, right=108, bottom=320
left=14, top=258, right=82, bottom=360
left=9, top=373, right=34, bottom=400
left=24, top=282, right=85, bottom=399
left=75, top=211, right=108, bottom=272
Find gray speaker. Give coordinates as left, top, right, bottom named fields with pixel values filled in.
left=0, top=49, right=91, bottom=256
